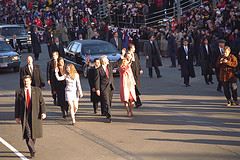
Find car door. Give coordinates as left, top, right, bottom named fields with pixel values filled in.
left=65, top=42, right=74, bottom=60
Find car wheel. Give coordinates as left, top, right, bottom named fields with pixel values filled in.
left=83, top=64, right=88, bottom=78
left=28, top=47, right=32, bottom=53
left=13, top=66, right=20, bottom=72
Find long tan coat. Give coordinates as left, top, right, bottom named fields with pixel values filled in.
left=15, top=87, right=46, bottom=139
left=216, top=54, right=238, bottom=82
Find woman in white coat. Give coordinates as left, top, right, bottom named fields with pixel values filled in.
left=55, top=64, right=83, bottom=125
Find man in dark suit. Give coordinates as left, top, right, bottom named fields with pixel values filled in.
left=20, top=56, right=45, bottom=89
left=88, top=58, right=102, bottom=114
left=110, top=32, right=123, bottom=51
left=51, top=37, right=65, bottom=58
left=167, top=30, right=177, bottom=67
left=212, top=39, right=226, bottom=92
left=15, top=75, right=46, bottom=158
left=95, top=55, right=120, bottom=123
left=143, top=34, right=162, bottom=78
left=178, top=39, right=195, bottom=87
left=47, top=52, right=59, bottom=105
left=9, top=34, right=22, bottom=54
left=45, top=27, right=54, bottom=59
left=30, top=23, right=42, bottom=60
left=91, top=31, right=101, bottom=40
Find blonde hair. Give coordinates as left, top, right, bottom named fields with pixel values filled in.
left=224, top=46, right=231, bottom=53
left=66, top=64, right=78, bottom=79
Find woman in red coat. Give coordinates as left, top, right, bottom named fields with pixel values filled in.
left=119, top=58, right=136, bottom=117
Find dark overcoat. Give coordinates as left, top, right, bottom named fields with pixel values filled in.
left=30, top=26, right=42, bottom=54
left=110, top=37, right=123, bottom=51
left=15, top=87, right=46, bottom=139
left=143, top=40, right=162, bottom=68
left=88, top=66, right=101, bottom=102
left=200, top=44, right=213, bottom=76
left=178, top=45, right=195, bottom=78
left=47, top=60, right=58, bottom=93
left=56, top=68, right=68, bottom=107
left=131, top=53, right=142, bottom=89
left=20, top=64, right=45, bottom=88
left=167, top=34, right=176, bottom=56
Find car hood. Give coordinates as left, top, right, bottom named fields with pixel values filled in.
left=84, top=52, right=122, bottom=62
left=0, top=51, right=19, bottom=57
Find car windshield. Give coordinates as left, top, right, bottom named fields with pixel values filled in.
left=82, top=43, right=118, bottom=55
left=0, top=41, right=13, bottom=51
left=2, top=27, right=27, bottom=36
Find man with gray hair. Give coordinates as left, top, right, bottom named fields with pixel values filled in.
left=95, top=55, right=121, bottom=123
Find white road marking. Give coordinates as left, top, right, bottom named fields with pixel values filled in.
left=0, top=137, right=28, bottom=160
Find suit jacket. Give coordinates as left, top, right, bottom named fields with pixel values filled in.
left=20, top=64, right=45, bottom=88
left=30, top=26, right=42, bottom=54
left=51, top=43, right=65, bottom=58
left=110, top=37, right=123, bottom=51
left=95, top=62, right=119, bottom=92
left=212, top=47, right=222, bottom=69
left=9, top=39, right=22, bottom=52
left=15, top=87, right=46, bottom=139
left=91, top=36, right=101, bottom=40
left=45, top=30, right=54, bottom=46
left=143, top=40, right=162, bottom=68
left=178, top=45, right=195, bottom=78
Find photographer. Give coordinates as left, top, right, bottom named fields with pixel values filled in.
left=216, top=46, right=239, bottom=107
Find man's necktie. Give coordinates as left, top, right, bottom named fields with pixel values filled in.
left=27, top=89, right=31, bottom=113
left=30, top=66, right=33, bottom=75
left=106, top=67, right=109, bottom=78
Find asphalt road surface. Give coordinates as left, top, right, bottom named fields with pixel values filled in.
left=0, top=44, right=240, bottom=160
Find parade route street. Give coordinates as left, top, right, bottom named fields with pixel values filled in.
left=0, top=44, right=240, bottom=160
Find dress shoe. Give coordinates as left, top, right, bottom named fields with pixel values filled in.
left=53, top=99, right=57, bottom=105
left=234, top=101, right=239, bottom=105
left=209, top=81, right=214, bottom=84
left=227, top=100, right=233, bottom=107
left=106, top=118, right=112, bottom=123
left=206, top=82, right=210, bottom=85
left=30, top=152, right=35, bottom=159
left=217, top=89, right=222, bottom=92
left=185, top=84, right=190, bottom=87
left=136, top=104, right=142, bottom=108
left=149, top=76, right=153, bottom=78
left=157, top=75, right=162, bottom=78
left=72, top=122, right=76, bottom=126
left=94, top=110, right=97, bottom=114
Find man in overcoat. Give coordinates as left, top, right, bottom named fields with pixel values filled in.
left=20, top=56, right=45, bottom=89
left=178, top=39, right=195, bottom=87
left=51, top=37, right=65, bottom=58
left=88, top=58, right=102, bottom=114
left=15, top=75, right=46, bottom=158
left=30, top=23, right=42, bottom=60
left=143, top=34, right=162, bottom=78
left=212, top=39, right=226, bottom=92
left=110, top=32, right=123, bottom=51
left=167, top=30, right=177, bottom=67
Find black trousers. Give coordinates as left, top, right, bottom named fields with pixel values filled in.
left=204, top=74, right=213, bottom=84
left=223, top=80, right=238, bottom=102
left=215, top=69, right=222, bottom=90
left=170, top=56, right=176, bottom=67
left=48, top=45, right=52, bottom=59
left=101, top=85, right=114, bottom=119
left=34, top=52, right=39, bottom=59
left=135, top=86, right=142, bottom=106
left=24, top=113, right=36, bottom=154
left=184, top=76, right=189, bottom=85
